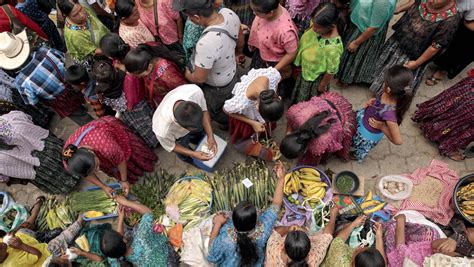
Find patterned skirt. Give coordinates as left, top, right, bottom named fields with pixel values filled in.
left=44, top=87, right=85, bottom=118
left=31, top=133, right=81, bottom=194
left=291, top=73, right=325, bottom=104
left=351, top=109, right=384, bottom=162
left=412, top=77, right=474, bottom=155
left=11, top=89, right=52, bottom=129
left=224, top=0, right=255, bottom=26
left=337, top=22, right=389, bottom=85
left=369, top=38, right=428, bottom=96
left=121, top=100, right=159, bottom=148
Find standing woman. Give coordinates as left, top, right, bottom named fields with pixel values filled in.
left=123, top=43, right=186, bottom=108
left=63, top=116, right=158, bottom=197
left=291, top=3, right=344, bottom=103
left=336, top=0, right=396, bottom=86
left=57, top=0, right=110, bottom=68
left=223, top=67, right=284, bottom=161
left=115, top=0, right=155, bottom=49
left=93, top=60, right=159, bottom=148
left=0, top=111, right=80, bottom=194
left=369, top=0, right=460, bottom=95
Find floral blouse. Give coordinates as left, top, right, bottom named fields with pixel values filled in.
left=127, top=213, right=170, bottom=266
left=265, top=231, right=333, bottom=266
left=321, top=237, right=354, bottom=267
left=294, top=29, right=343, bottom=82
left=208, top=205, right=280, bottom=266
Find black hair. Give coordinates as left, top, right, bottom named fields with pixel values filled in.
left=63, top=144, right=96, bottom=178
left=354, top=248, right=386, bottom=267
left=57, top=0, right=75, bottom=16
left=93, top=60, right=125, bottom=98
left=99, top=33, right=131, bottom=61
left=115, top=0, right=134, bottom=19
left=384, top=65, right=414, bottom=124
left=285, top=230, right=310, bottom=267
left=0, top=230, right=5, bottom=238
left=123, top=44, right=185, bottom=74
left=174, top=101, right=203, bottom=130
left=100, top=230, right=127, bottom=259
left=184, top=6, right=214, bottom=17
left=258, top=90, right=283, bottom=122
left=232, top=201, right=258, bottom=266
left=250, top=0, right=279, bottom=14
left=0, top=139, right=16, bottom=150
left=65, top=65, right=89, bottom=85
left=280, top=111, right=335, bottom=159
left=93, top=60, right=116, bottom=83
left=312, top=2, right=344, bottom=36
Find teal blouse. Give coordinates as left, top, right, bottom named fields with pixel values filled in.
left=350, top=0, right=396, bottom=34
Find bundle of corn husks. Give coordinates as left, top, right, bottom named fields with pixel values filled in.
left=36, top=197, right=76, bottom=232
left=68, top=190, right=117, bottom=214
left=209, top=161, right=276, bottom=213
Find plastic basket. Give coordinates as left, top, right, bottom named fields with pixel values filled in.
left=288, top=165, right=333, bottom=203
left=81, top=183, right=121, bottom=221
left=453, top=173, right=474, bottom=225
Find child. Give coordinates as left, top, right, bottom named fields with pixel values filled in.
left=351, top=65, right=414, bottom=161
left=248, top=0, right=298, bottom=89
left=291, top=2, right=344, bottom=103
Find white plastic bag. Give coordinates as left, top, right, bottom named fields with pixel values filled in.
left=378, top=175, right=413, bottom=200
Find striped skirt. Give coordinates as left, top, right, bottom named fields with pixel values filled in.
left=121, top=100, right=159, bottom=148
left=337, top=22, right=389, bottom=85
left=11, top=89, right=52, bottom=129
left=31, top=133, right=81, bottom=194
left=291, top=73, right=325, bottom=104
left=369, top=38, right=428, bottom=96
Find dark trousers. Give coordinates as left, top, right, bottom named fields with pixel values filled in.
left=200, top=74, right=239, bottom=125
left=176, top=130, right=205, bottom=163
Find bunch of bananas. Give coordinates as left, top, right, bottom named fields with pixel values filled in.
left=456, top=182, right=474, bottom=221
left=359, top=191, right=386, bottom=215
left=284, top=167, right=328, bottom=206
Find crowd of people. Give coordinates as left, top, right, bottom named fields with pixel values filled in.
left=0, top=0, right=473, bottom=265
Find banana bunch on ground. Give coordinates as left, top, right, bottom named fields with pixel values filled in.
left=285, top=167, right=328, bottom=207
left=456, top=182, right=474, bottom=221
left=359, top=191, right=386, bottom=215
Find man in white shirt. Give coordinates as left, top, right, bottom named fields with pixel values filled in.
left=174, top=0, right=244, bottom=128
left=152, top=84, right=217, bottom=163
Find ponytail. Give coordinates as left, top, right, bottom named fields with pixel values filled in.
left=258, top=90, right=284, bottom=122
left=123, top=44, right=185, bottom=74
left=280, top=111, right=334, bottom=159
left=384, top=65, right=414, bottom=124
left=236, top=232, right=258, bottom=266
left=63, top=144, right=96, bottom=178
left=232, top=201, right=259, bottom=266
left=312, top=3, right=344, bottom=35
left=285, top=230, right=310, bottom=267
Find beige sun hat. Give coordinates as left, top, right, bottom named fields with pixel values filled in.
left=0, top=30, right=30, bottom=70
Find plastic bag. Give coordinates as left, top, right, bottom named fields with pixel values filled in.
left=168, top=224, right=183, bottom=248
left=378, top=175, right=413, bottom=200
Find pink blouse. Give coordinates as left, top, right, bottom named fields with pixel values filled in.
left=248, top=5, right=299, bottom=62
left=119, top=20, right=155, bottom=49
left=144, top=58, right=186, bottom=107
left=136, top=0, right=180, bottom=45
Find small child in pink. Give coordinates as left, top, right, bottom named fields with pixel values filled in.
left=248, top=0, right=298, bottom=76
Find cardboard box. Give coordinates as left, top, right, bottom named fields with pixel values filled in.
left=193, top=134, right=227, bottom=172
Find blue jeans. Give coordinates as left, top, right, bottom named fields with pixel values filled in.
left=176, top=130, right=205, bottom=163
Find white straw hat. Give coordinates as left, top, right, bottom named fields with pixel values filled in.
left=0, top=30, right=30, bottom=70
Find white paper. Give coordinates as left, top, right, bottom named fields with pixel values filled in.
left=242, top=178, right=253, bottom=188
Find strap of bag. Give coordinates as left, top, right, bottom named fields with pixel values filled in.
left=152, top=0, right=160, bottom=36
left=73, top=125, right=96, bottom=146
left=200, top=27, right=238, bottom=42
left=2, top=5, right=24, bottom=34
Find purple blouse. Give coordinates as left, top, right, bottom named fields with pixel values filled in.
left=362, top=98, right=397, bottom=133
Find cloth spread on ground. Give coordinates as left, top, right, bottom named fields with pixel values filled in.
left=398, top=159, right=458, bottom=226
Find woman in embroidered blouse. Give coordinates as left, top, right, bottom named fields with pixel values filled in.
left=222, top=67, right=284, bottom=160
left=264, top=205, right=338, bottom=266
left=291, top=3, right=343, bottom=103
left=62, top=116, right=158, bottom=197
left=207, top=161, right=286, bottom=266
left=57, top=0, right=110, bottom=67
left=336, top=0, right=396, bottom=86
left=115, top=0, right=155, bottom=49
left=93, top=60, right=158, bottom=148
left=369, top=0, right=460, bottom=95
left=0, top=111, right=80, bottom=194
left=123, top=43, right=186, bottom=108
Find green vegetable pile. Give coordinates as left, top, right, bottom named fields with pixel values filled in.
left=336, top=175, right=355, bottom=193
left=36, top=197, right=76, bottom=232
left=209, top=161, right=276, bottom=212
left=68, top=190, right=117, bottom=214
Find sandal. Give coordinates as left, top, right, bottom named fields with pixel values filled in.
left=447, top=151, right=465, bottom=162
left=425, top=76, right=442, bottom=86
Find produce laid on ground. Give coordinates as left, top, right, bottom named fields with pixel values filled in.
left=336, top=174, right=355, bottom=194
left=164, top=178, right=212, bottom=230
left=456, top=182, right=474, bottom=221
left=209, top=161, right=276, bottom=212
left=69, top=189, right=118, bottom=215
left=284, top=167, right=328, bottom=208
left=36, top=197, right=76, bottom=232
left=358, top=191, right=386, bottom=215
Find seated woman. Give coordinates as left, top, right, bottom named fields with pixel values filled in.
left=321, top=215, right=386, bottom=267
left=223, top=67, right=284, bottom=161
left=123, top=43, right=186, bottom=108
left=207, top=161, right=286, bottom=266
left=280, top=92, right=355, bottom=165
left=99, top=195, right=178, bottom=266
left=431, top=215, right=474, bottom=258
left=93, top=60, right=158, bottom=148
left=115, top=0, right=154, bottom=49
left=57, top=0, right=110, bottom=68
left=264, top=205, right=339, bottom=266
left=62, top=116, right=158, bottom=197
left=0, top=111, right=80, bottom=194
